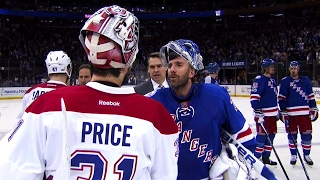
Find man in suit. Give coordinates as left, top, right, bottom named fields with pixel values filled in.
left=78, top=64, right=92, bottom=85
left=134, top=52, right=169, bottom=95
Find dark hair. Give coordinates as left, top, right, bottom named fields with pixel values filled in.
left=78, top=64, right=91, bottom=72
left=149, top=52, right=160, bottom=59
left=90, top=63, right=121, bottom=78
left=148, top=52, right=160, bottom=66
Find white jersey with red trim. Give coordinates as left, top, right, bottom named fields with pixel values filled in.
left=16, top=80, right=67, bottom=120
left=0, top=82, right=179, bottom=180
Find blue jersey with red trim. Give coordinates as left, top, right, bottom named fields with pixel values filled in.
left=148, top=84, right=256, bottom=180
left=250, top=75, right=278, bottom=116
left=278, top=76, right=316, bottom=116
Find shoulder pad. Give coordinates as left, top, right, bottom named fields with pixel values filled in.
left=255, top=75, right=261, bottom=79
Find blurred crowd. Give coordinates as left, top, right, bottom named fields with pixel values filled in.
left=1, top=1, right=320, bottom=87
left=2, top=0, right=310, bottom=13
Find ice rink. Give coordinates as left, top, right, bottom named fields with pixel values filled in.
left=0, top=97, right=319, bottom=180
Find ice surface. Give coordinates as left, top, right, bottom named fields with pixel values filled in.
left=0, top=98, right=319, bottom=180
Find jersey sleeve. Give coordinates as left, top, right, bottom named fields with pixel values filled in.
left=16, top=92, right=31, bottom=120
left=250, top=76, right=264, bottom=110
left=151, top=103, right=179, bottom=180
left=0, top=112, right=45, bottom=180
left=305, top=77, right=316, bottom=108
left=221, top=88, right=256, bottom=153
left=278, top=78, right=288, bottom=111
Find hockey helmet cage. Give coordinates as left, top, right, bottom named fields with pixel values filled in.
left=159, top=39, right=204, bottom=71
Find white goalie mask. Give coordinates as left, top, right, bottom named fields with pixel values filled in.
left=79, top=5, right=140, bottom=69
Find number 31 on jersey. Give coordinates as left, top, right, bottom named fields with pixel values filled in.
left=71, top=150, right=138, bottom=180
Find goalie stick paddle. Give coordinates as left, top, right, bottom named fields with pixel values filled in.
left=221, top=128, right=277, bottom=180
left=54, top=98, right=71, bottom=180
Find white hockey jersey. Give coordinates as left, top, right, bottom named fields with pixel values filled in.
left=16, top=80, right=67, bottom=120
left=0, top=82, right=179, bottom=180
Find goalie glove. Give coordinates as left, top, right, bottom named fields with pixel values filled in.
left=226, top=144, right=258, bottom=180
left=310, top=107, right=318, bottom=122
left=253, top=109, right=264, bottom=124
left=209, top=145, right=239, bottom=180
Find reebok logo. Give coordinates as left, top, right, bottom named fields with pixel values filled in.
left=99, top=100, right=120, bottom=106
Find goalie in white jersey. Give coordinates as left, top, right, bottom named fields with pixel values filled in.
left=0, top=5, right=179, bottom=180
left=16, top=50, right=72, bottom=120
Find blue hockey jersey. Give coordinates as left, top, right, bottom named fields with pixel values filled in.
left=250, top=75, right=278, bottom=116
left=202, top=76, right=219, bottom=84
left=278, top=76, right=316, bottom=116
left=148, top=84, right=256, bottom=180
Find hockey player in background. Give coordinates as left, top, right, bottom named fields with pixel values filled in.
left=0, top=5, right=179, bottom=180
left=147, top=39, right=277, bottom=180
left=250, top=58, right=278, bottom=166
left=278, top=61, right=318, bottom=166
left=202, top=62, right=220, bottom=84
left=16, top=50, right=71, bottom=120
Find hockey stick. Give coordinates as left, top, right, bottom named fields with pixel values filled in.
left=259, top=122, right=290, bottom=180
left=286, top=121, right=310, bottom=180
left=221, top=128, right=277, bottom=180
left=226, top=144, right=257, bottom=180
left=54, top=98, right=71, bottom=180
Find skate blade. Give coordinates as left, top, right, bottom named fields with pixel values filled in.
left=306, top=164, right=313, bottom=168
left=304, top=160, right=313, bottom=167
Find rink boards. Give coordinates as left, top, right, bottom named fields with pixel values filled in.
left=2, top=85, right=320, bottom=103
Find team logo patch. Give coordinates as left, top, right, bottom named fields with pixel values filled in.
left=253, top=82, right=258, bottom=88
left=180, top=102, right=188, bottom=108
left=8, top=119, right=24, bottom=142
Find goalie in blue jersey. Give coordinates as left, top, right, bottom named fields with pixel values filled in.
left=146, top=39, right=277, bottom=180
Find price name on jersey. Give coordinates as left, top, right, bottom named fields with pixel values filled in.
left=81, top=122, right=132, bottom=147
